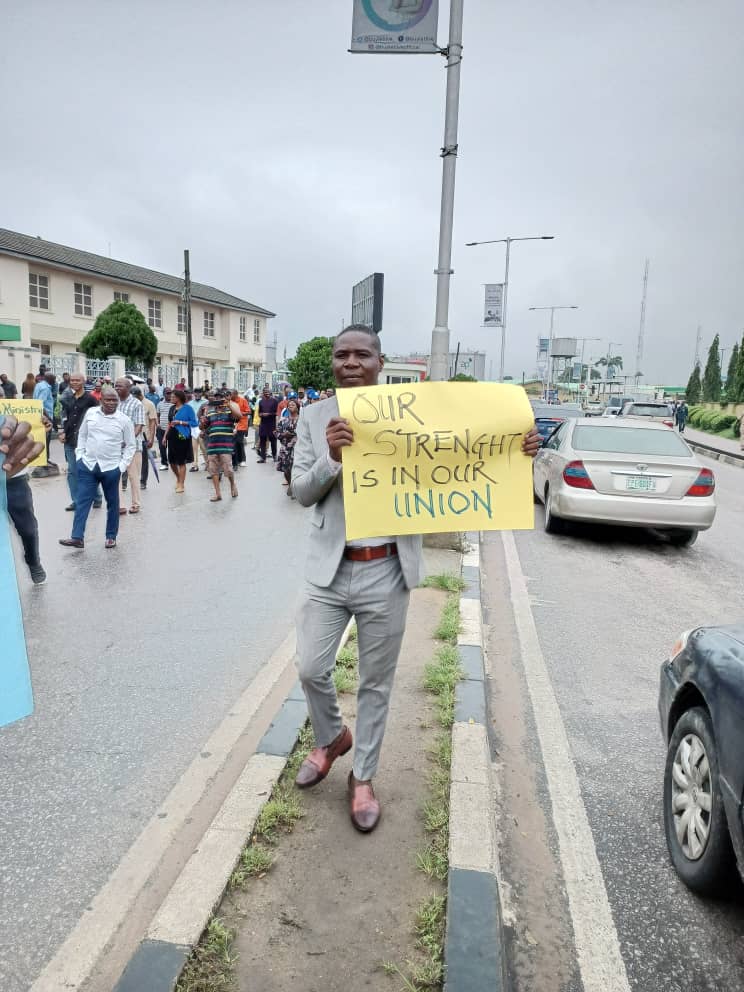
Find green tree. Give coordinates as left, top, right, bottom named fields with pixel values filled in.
left=79, top=301, right=158, bottom=367
left=686, top=363, right=702, bottom=404
left=449, top=372, right=476, bottom=382
left=701, top=334, right=721, bottom=402
left=287, top=336, right=335, bottom=391
left=724, top=343, right=739, bottom=401
left=594, top=355, right=623, bottom=377
left=734, top=333, right=744, bottom=402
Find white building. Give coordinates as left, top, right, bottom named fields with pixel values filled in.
left=0, top=228, right=275, bottom=388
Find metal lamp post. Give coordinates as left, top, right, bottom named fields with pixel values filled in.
left=528, top=305, right=579, bottom=399
left=576, top=337, right=602, bottom=404
left=466, top=235, right=554, bottom=381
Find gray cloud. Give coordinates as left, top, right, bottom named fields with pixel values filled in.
left=3, top=0, right=742, bottom=383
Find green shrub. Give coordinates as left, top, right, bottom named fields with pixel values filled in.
left=714, top=414, right=737, bottom=432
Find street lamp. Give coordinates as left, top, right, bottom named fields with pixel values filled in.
left=528, top=305, right=579, bottom=399
left=575, top=337, right=602, bottom=404
left=466, top=235, right=554, bottom=381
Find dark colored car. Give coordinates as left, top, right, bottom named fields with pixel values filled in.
left=658, top=625, right=744, bottom=894
left=531, top=403, right=584, bottom=443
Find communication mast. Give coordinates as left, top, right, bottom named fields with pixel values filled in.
left=635, top=258, right=649, bottom=385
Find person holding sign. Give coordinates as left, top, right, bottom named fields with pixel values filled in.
left=291, top=325, right=540, bottom=833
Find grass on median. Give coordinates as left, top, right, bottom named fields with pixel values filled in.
left=384, top=587, right=463, bottom=990
left=176, top=627, right=359, bottom=992
left=421, top=572, right=466, bottom=594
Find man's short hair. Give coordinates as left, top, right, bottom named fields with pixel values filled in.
left=334, top=324, right=381, bottom=354
left=131, top=386, right=143, bottom=398
left=101, top=385, right=117, bottom=399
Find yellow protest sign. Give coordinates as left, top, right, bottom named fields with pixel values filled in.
left=0, top=399, right=47, bottom=467
left=337, top=382, right=535, bottom=540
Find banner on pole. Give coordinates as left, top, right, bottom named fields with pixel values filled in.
left=483, top=284, right=504, bottom=327
left=337, top=382, right=535, bottom=539
left=350, top=0, right=440, bottom=53
left=571, top=361, right=583, bottom=381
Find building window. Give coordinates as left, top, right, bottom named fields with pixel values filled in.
left=177, top=304, right=186, bottom=334
left=239, top=316, right=247, bottom=342
left=74, top=282, right=93, bottom=316
left=203, top=311, right=215, bottom=338
left=148, top=298, right=162, bottom=329
left=29, top=272, right=49, bottom=309
left=114, top=290, right=129, bottom=302
left=253, top=318, right=261, bottom=344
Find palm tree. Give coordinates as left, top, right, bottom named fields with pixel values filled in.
left=595, top=355, right=623, bottom=379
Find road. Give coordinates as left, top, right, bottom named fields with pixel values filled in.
left=0, top=440, right=309, bottom=992
left=483, top=454, right=744, bottom=992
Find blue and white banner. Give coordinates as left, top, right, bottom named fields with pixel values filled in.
left=0, top=431, right=34, bottom=728
left=351, top=0, right=439, bottom=53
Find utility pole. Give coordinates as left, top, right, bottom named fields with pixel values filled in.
left=694, top=325, right=702, bottom=367
left=528, top=305, right=579, bottom=399
left=635, top=258, right=649, bottom=385
left=429, top=0, right=464, bottom=382
left=184, top=249, right=193, bottom=388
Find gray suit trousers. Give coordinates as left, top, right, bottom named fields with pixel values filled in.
left=296, top=555, right=410, bottom=781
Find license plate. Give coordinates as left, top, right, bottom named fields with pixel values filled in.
left=626, top=476, right=656, bottom=492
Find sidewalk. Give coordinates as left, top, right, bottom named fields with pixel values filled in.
left=684, top=425, right=742, bottom=455
left=213, top=549, right=459, bottom=992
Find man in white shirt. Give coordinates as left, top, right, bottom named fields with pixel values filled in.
left=115, top=377, right=145, bottom=514
left=59, top=387, right=135, bottom=550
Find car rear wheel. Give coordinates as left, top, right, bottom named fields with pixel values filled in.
left=668, top=529, right=698, bottom=548
left=543, top=486, right=564, bottom=534
left=663, top=706, right=734, bottom=895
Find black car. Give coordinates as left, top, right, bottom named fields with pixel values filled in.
left=658, top=625, right=744, bottom=894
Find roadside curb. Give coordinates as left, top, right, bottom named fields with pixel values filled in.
left=687, top=437, right=744, bottom=469
left=112, top=686, right=309, bottom=992
left=444, top=532, right=508, bottom=992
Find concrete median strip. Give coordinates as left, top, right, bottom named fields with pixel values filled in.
left=106, top=553, right=505, bottom=992
left=444, top=533, right=508, bottom=992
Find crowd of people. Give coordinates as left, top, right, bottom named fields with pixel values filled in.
left=0, top=365, right=338, bottom=571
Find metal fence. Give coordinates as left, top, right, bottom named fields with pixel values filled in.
left=47, top=355, right=77, bottom=377
left=157, top=364, right=184, bottom=387
left=85, top=359, right=113, bottom=380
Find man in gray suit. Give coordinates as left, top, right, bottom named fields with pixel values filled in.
left=292, top=325, right=539, bottom=832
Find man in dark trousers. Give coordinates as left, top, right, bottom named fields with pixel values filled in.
left=291, top=324, right=541, bottom=833
left=256, top=384, right=278, bottom=463
left=58, top=372, right=100, bottom=511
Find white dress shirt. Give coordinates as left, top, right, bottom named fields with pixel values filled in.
left=75, top=408, right=136, bottom=474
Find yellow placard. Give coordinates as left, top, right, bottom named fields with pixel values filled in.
left=0, top=400, right=47, bottom=467
left=337, top=382, right=535, bottom=540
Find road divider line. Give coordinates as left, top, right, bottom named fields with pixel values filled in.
left=30, top=630, right=297, bottom=992
left=501, top=531, right=631, bottom=992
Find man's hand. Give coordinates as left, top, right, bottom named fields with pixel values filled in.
left=58, top=430, right=66, bottom=444
left=326, top=417, right=354, bottom=463
left=521, top=426, right=541, bottom=458
left=0, top=417, right=44, bottom=477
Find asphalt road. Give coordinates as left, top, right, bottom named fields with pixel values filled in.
left=483, top=454, right=744, bottom=992
left=0, top=439, right=309, bottom=992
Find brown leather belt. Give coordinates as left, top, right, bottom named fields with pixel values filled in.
left=344, top=542, right=398, bottom=562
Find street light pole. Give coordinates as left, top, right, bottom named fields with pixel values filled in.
left=528, top=305, right=578, bottom=399
left=466, top=234, right=554, bottom=381
left=429, top=0, right=464, bottom=382
left=576, top=336, right=601, bottom=403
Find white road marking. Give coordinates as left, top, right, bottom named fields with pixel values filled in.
left=30, top=630, right=297, bottom=992
left=501, top=531, right=631, bottom=992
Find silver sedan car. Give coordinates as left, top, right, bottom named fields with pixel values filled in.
left=533, top=418, right=716, bottom=546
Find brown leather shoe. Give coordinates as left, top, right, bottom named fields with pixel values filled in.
left=295, top=726, right=352, bottom=789
left=348, top=772, right=381, bottom=833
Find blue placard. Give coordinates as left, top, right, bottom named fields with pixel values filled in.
left=0, top=418, right=34, bottom=727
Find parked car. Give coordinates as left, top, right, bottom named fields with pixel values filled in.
left=658, top=625, right=744, bottom=894
left=618, top=401, right=674, bottom=427
left=583, top=402, right=604, bottom=416
left=533, top=418, right=716, bottom=545
left=602, top=406, right=620, bottom=417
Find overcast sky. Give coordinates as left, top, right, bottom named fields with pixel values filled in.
left=3, top=0, right=742, bottom=383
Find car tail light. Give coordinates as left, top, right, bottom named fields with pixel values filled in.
left=563, top=460, right=595, bottom=489
left=686, top=468, right=715, bottom=496
left=663, top=420, right=674, bottom=427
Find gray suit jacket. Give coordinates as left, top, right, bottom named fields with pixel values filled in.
left=292, top=397, right=424, bottom=590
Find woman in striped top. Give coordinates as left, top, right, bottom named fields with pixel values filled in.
left=200, top=391, right=241, bottom=501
